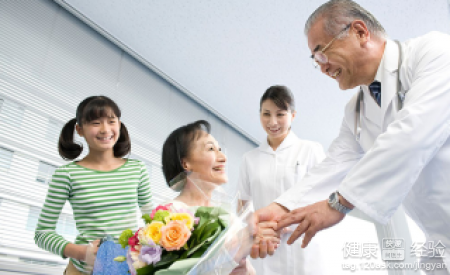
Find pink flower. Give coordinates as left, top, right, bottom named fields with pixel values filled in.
left=128, top=229, right=141, bottom=252
left=150, top=204, right=173, bottom=219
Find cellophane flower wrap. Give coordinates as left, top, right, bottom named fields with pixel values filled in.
left=115, top=172, right=254, bottom=275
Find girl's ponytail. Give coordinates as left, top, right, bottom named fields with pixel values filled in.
left=58, top=118, right=82, bottom=160
left=114, top=122, right=131, bottom=157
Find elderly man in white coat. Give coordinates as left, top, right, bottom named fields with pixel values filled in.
left=251, top=0, right=450, bottom=274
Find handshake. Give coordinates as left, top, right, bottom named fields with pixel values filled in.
left=249, top=199, right=347, bottom=259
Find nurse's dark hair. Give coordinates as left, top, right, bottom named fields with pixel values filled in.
left=260, top=85, right=295, bottom=112
left=58, top=95, right=131, bottom=160
left=162, top=120, right=211, bottom=186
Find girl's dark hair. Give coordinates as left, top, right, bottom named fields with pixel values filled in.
left=260, top=85, right=296, bottom=112
left=58, top=96, right=131, bottom=160
left=162, top=120, right=211, bottom=186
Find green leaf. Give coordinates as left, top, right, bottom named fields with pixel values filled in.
left=176, top=207, right=229, bottom=258
left=195, top=213, right=209, bottom=230
left=196, top=206, right=228, bottom=217
left=202, top=227, right=222, bottom=246
left=113, top=256, right=127, bottom=262
left=153, top=210, right=170, bottom=223
left=207, top=227, right=222, bottom=244
left=154, top=253, right=180, bottom=268
left=199, top=222, right=220, bottom=243
left=118, top=229, right=133, bottom=249
left=186, top=226, right=222, bottom=257
left=194, top=220, right=210, bottom=243
left=136, top=264, right=154, bottom=275
left=186, top=241, right=206, bottom=257
left=190, top=246, right=207, bottom=258
left=142, top=213, right=152, bottom=224
left=194, top=207, right=228, bottom=228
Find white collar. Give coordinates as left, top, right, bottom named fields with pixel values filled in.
left=366, top=39, right=398, bottom=87
left=259, top=131, right=299, bottom=153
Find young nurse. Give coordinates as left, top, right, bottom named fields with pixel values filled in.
left=237, top=85, right=328, bottom=275
left=34, top=96, right=153, bottom=274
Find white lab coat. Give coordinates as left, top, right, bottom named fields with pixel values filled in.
left=276, top=32, right=450, bottom=274
left=238, top=131, right=329, bottom=275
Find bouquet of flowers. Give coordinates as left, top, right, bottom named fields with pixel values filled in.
left=107, top=171, right=254, bottom=275
left=114, top=203, right=231, bottom=275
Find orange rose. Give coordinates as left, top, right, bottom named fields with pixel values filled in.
left=160, top=220, right=191, bottom=251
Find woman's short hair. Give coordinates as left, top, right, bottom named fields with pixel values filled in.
left=162, top=120, right=211, bottom=187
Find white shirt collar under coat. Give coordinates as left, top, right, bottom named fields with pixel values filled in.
left=362, top=39, right=400, bottom=90
left=359, top=39, right=401, bottom=127
left=259, top=131, right=298, bottom=154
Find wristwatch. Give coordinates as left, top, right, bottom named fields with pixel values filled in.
left=328, top=191, right=352, bottom=214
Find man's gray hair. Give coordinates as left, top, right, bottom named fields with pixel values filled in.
left=305, top=0, right=386, bottom=38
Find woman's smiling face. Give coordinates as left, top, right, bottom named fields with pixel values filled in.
left=260, top=99, right=295, bottom=140
left=183, top=132, right=227, bottom=185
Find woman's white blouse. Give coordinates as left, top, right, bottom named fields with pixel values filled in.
left=237, top=131, right=325, bottom=210
left=237, top=131, right=328, bottom=275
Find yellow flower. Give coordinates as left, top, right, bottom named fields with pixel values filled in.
left=139, top=221, right=164, bottom=245
left=168, top=213, right=195, bottom=229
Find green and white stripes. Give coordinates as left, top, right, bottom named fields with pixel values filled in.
left=35, top=159, right=153, bottom=273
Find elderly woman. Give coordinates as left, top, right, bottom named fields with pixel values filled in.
left=162, top=120, right=278, bottom=275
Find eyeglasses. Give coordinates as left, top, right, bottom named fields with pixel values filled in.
left=310, top=24, right=351, bottom=69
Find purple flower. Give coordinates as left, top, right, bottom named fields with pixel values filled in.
left=126, top=250, right=137, bottom=275
left=139, top=244, right=162, bottom=265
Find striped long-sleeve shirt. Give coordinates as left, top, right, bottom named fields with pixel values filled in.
left=34, top=159, right=153, bottom=273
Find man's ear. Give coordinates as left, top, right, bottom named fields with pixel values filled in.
left=352, top=20, right=370, bottom=44
left=75, top=124, right=83, bottom=137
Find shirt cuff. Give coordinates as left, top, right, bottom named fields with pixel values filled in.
left=338, top=187, right=390, bottom=224
left=59, top=240, right=71, bottom=259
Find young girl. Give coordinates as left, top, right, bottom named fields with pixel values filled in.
left=34, top=96, right=153, bottom=274
left=237, top=86, right=327, bottom=275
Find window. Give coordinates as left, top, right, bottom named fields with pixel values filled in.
left=26, top=206, right=41, bottom=231
left=145, top=162, right=152, bottom=180
left=0, top=98, right=4, bottom=113
left=46, top=119, right=63, bottom=143
left=2, top=100, right=25, bottom=127
left=56, top=213, right=78, bottom=236
left=19, top=257, right=62, bottom=267
left=26, top=206, right=78, bottom=236
left=36, top=161, right=57, bottom=184
left=0, top=147, right=14, bottom=172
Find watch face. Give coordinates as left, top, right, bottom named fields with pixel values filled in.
left=329, top=192, right=338, bottom=204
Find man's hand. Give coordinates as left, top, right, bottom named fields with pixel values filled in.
left=277, top=200, right=345, bottom=248
left=250, top=202, right=289, bottom=259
